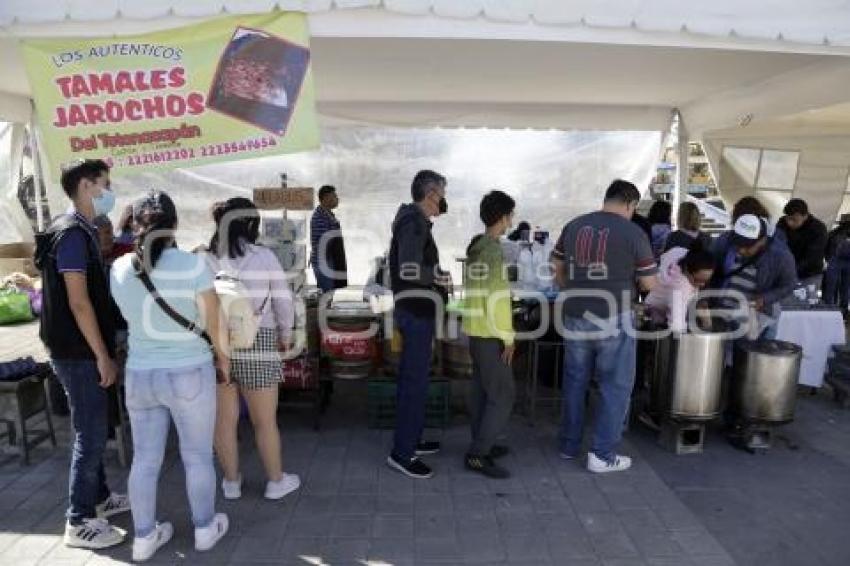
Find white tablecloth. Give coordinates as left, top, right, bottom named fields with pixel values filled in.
left=775, top=310, right=846, bottom=387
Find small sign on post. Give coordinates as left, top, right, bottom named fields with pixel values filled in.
left=253, top=187, right=314, bottom=210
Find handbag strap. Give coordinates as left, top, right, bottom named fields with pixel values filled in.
left=257, top=288, right=270, bottom=316
left=133, top=257, right=212, bottom=346
left=216, top=250, right=272, bottom=319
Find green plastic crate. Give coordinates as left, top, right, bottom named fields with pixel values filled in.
left=367, top=378, right=450, bottom=429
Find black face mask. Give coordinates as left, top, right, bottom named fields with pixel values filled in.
left=438, top=197, right=448, bottom=215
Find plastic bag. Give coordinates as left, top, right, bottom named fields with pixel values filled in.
left=26, top=289, right=43, bottom=315
left=0, top=288, right=35, bottom=325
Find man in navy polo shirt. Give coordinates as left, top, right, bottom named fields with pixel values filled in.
left=36, top=160, right=130, bottom=549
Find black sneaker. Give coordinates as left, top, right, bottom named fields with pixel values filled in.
left=387, top=454, right=434, bottom=479
left=465, top=454, right=510, bottom=479
left=489, top=445, right=510, bottom=459
left=415, top=441, right=441, bottom=456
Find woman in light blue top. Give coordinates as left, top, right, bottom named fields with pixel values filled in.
left=110, top=191, right=230, bottom=562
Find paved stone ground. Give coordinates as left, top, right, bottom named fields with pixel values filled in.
left=630, top=389, right=850, bottom=566
left=0, top=386, right=739, bottom=566
left=1, top=321, right=849, bottom=565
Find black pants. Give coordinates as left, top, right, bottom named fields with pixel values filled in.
left=392, top=309, right=435, bottom=461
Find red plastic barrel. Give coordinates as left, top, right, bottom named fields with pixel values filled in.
left=322, top=317, right=375, bottom=379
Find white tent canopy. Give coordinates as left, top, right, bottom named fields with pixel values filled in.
left=3, top=1, right=850, bottom=49
left=2, top=9, right=849, bottom=132
left=3, top=3, right=850, bottom=130
left=1, top=1, right=850, bottom=249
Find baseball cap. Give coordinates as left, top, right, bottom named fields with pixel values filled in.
left=732, top=214, right=767, bottom=247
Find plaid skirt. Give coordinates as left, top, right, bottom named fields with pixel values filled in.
left=230, top=327, right=283, bottom=390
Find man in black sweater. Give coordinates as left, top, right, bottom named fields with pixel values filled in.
left=776, top=198, right=828, bottom=287
left=386, top=170, right=449, bottom=479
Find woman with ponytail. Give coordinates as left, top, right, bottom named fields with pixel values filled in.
left=110, top=191, right=230, bottom=561
left=203, top=197, right=299, bottom=502
left=644, top=240, right=716, bottom=333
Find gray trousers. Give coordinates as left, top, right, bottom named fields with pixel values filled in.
left=468, top=337, right=516, bottom=456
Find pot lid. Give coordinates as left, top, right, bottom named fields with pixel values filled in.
left=737, top=339, right=802, bottom=355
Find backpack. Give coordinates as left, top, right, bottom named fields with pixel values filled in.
left=214, top=270, right=270, bottom=349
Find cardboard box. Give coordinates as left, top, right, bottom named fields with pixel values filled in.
left=253, top=187, right=314, bottom=211
left=0, top=242, right=38, bottom=278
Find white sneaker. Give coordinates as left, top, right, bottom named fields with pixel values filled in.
left=64, top=518, right=126, bottom=549
left=132, top=522, right=173, bottom=562
left=221, top=475, right=242, bottom=500
left=195, top=513, right=229, bottom=552
left=264, top=473, right=301, bottom=500
left=587, top=452, right=632, bottom=474
left=96, top=492, right=131, bottom=519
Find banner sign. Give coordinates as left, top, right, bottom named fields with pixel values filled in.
left=22, top=13, right=319, bottom=175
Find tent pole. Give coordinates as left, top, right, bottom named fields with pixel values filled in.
left=30, top=126, right=46, bottom=233
left=674, top=109, right=689, bottom=224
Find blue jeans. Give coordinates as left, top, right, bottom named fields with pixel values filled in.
left=392, top=308, right=436, bottom=461
left=824, top=259, right=850, bottom=310
left=559, top=313, right=636, bottom=462
left=51, top=359, right=111, bottom=525
left=125, top=362, right=217, bottom=537
left=313, top=264, right=334, bottom=293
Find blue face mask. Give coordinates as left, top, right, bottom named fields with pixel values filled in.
left=92, top=189, right=116, bottom=217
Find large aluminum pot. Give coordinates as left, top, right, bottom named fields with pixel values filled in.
left=669, top=332, right=725, bottom=420
left=647, top=334, right=674, bottom=418
left=648, top=332, right=725, bottom=421
left=732, top=340, right=802, bottom=424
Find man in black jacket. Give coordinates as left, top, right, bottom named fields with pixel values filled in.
left=35, top=160, right=130, bottom=549
left=776, top=198, right=828, bottom=287
left=386, top=170, right=449, bottom=479
left=824, top=214, right=850, bottom=311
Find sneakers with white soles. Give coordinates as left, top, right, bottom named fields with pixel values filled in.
left=96, top=492, right=131, bottom=519
left=195, top=513, right=229, bottom=552
left=64, top=518, right=125, bottom=549
left=265, top=473, right=301, bottom=500
left=132, top=522, right=173, bottom=562
left=587, top=452, right=632, bottom=473
left=221, top=475, right=242, bottom=500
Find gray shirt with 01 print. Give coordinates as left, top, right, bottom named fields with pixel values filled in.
left=553, top=211, right=658, bottom=319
